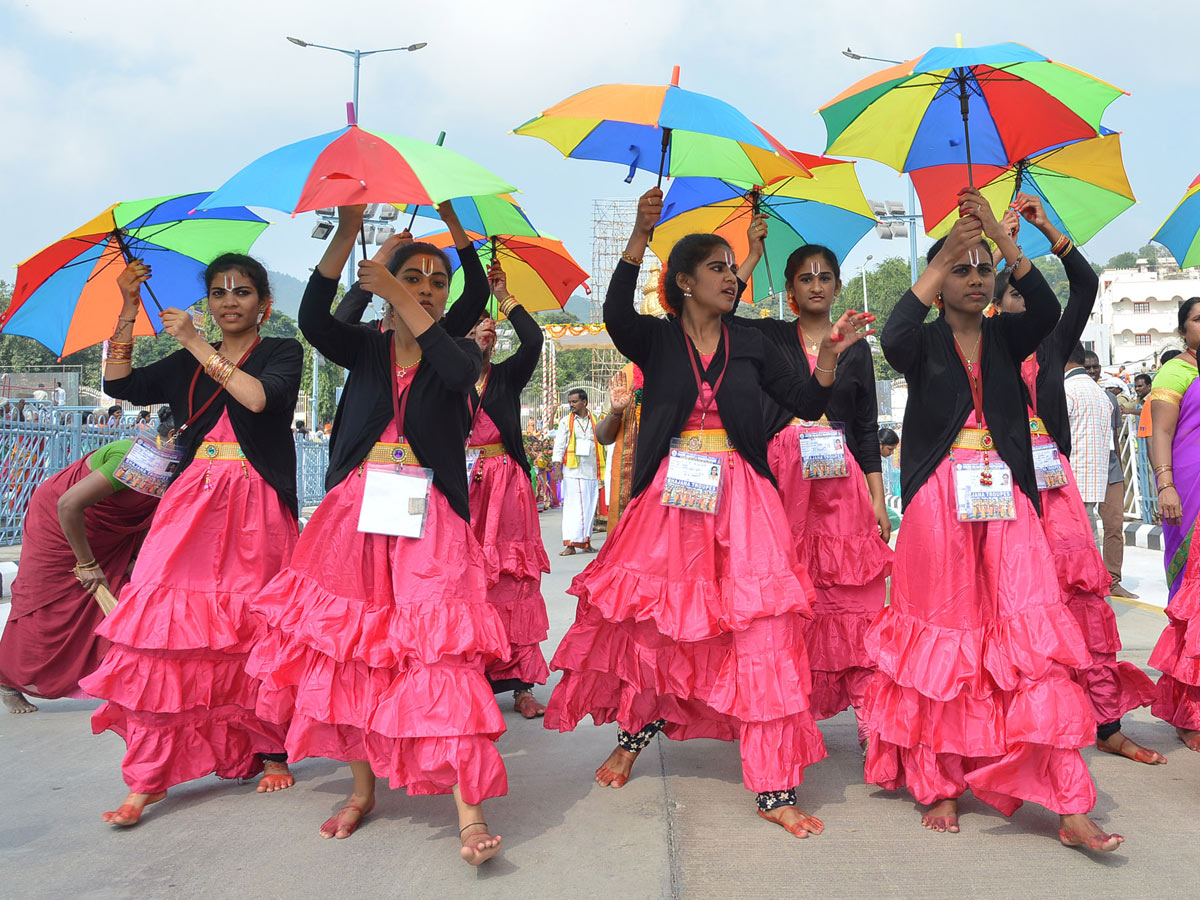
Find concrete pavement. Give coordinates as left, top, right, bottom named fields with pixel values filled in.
left=1, top=511, right=1197, bottom=899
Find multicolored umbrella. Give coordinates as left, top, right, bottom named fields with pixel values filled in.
left=394, top=193, right=540, bottom=239
left=424, top=231, right=588, bottom=314
left=819, top=41, right=1125, bottom=185
left=1, top=193, right=268, bottom=357
left=197, top=112, right=516, bottom=215
left=650, top=153, right=875, bottom=301
left=1153, top=173, right=1200, bottom=269
left=514, top=67, right=812, bottom=186
left=912, top=130, right=1135, bottom=258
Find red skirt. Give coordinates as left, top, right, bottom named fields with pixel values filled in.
left=468, top=450, right=551, bottom=686
left=1150, top=511, right=1200, bottom=730
left=0, top=454, right=157, bottom=698
left=1034, top=438, right=1155, bottom=723
left=246, top=466, right=510, bottom=804
left=81, top=416, right=297, bottom=794
left=863, top=447, right=1097, bottom=815
left=768, top=424, right=892, bottom=719
left=546, top=450, right=826, bottom=793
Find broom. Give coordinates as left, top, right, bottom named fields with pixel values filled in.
left=94, top=584, right=119, bottom=616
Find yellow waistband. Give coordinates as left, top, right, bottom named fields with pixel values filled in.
left=676, top=429, right=734, bottom=453
left=196, top=441, right=245, bottom=461
left=951, top=428, right=995, bottom=451
left=364, top=442, right=419, bottom=466
left=467, top=442, right=507, bottom=458
left=1028, top=416, right=1050, bottom=436
left=787, top=416, right=831, bottom=428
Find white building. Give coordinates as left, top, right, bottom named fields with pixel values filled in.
left=1092, top=256, right=1200, bottom=367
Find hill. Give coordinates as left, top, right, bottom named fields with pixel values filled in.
left=266, top=269, right=309, bottom=319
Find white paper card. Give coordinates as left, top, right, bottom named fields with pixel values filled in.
left=798, top=428, right=848, bottom=479
left=113, top=436, right=185, bottom=498
left=662, top=439, right=723, bottom=514
left=953, top=461, right=1016, bottom=522
left=1033, top=444, right=1068, bottom=491
left=357, top=465, right=432, bottom=538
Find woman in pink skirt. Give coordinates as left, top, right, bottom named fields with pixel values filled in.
left=992, top=195, right=1158, bottom=763
left=247, top=205, right=507, bottom=865
left=83, top=255, right=304, bottom=826
left=867, top=191, right=1122, bottom=852
left=546, top=188, right=873, bottom=838
left=465, top=262, right=552, bottom=718
left=735, top=222, right=892, bottom=740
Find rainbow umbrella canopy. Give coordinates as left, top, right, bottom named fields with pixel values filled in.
left=912, top=130, right=1135, bottom=258
left=514, top=67, right=812, bottom=185
left=1, top=193, right=268, bottom=357
left=196, top=115, right=516, bottom=215
left=650, top=153, right=875, bottom=301
left=1153, top=174, right=1200, bottom=269
left=424, top=231, right=588, bottom=315
left=395, top=192, right=540, bottom=239
left=820, top=42, right=1125, bottom=185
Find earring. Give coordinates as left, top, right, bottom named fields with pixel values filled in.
left=683, top=289, right=693, bottom=298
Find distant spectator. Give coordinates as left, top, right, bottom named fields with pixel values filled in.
left=106, top=405, right=122, bottom=427
left=878, top=426, right=900, bottom=459
left=134, top=410, right=152, bottom=430
left=53, top=381, right=65, bottom=406
left=1084, top=349, right=1137, bottom=599
left=294, top=419, right=309, bottom=439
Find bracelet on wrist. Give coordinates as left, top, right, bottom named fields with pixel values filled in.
left=814, top=362, right=836, bottom=374
left=621, top=251, right=643, bottom=266
left=1157, top=483, right=1175, bottom=493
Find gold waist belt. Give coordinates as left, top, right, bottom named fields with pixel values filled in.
left=676, top=429, right=734, bottom=453
left=1028, top=416, right=1050, bottom=436
left=364, top=442, right=419, bottom=466
left=467, top=442, right=507, bottom=458
left=951, top=428, right=995, bottom=451
left=196, top=441, right=245, bottom=460
left=787, top=416, right=831, bottom=427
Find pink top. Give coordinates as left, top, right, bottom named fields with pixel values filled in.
left=379, top=366, right=417, bottom=444
left=469, top=407, right=502, bottom=446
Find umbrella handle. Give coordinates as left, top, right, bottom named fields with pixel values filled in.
left=647, top=127, right=673, bottom=242
left=957, top=72, right=973, bottom=189
left=112, top=229, right=164, bottom=314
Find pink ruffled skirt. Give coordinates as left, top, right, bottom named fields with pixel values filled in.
left=863, top=446, right=1097, bottom=815
left=1034, top=436, right=1155, bottom=723
left=1150, top=511, right=1200, bottom=730
left=246, top=467, right=510, bottom=804
left=546, top=451, right=827, bottom=793
left=468, top=451, right=551, bottom=686
left=81, top=418, right=297, bottom=794
left=769, top=425, right=892, bottom=719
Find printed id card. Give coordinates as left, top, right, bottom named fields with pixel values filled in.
left=113, top=436, right=186, bottom=498
left=798, top=425, right=849, bottom=480
left=1033, top=444, right=1068, bottom=491
left=953, top=461, right=1016, bottom=522
left=661, top=438, right=723, bottom=515
left=357, top=465, right=433, bottom=538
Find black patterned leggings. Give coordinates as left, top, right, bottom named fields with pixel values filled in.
left=616, top=720, right=797, bottom=811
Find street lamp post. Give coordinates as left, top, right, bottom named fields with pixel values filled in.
left=859, top=254, right=873, bottom=314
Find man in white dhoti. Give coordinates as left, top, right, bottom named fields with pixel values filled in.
left=552, top=389, right=605, bottom=556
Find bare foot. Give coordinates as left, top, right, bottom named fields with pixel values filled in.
left=758, top=806, right=825, bottom=838
left=1, top=687, right=37, bottom=714
left=257, top=759, right=296, bottom=792
left=1059, top=813, right=1124, bottom=852
left=460, top=822, right=502, bottom=865
left=319, top=795, right=374, bottom=839
left=922, top=798, right=959, bottom=833
left=513, top=691, right=546, bottom=719
left=1096, top=731, right=1166, bottom=765
left=101, top=791, right=166, bottom=827
left=1177, top=727, right=1200, bottom=751
left=595, top=747, right=639, bottom=788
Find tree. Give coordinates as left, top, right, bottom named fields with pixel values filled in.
left=1106, top=251, right=1138, bottom=269
left=836, top=256, right=923, bottom=382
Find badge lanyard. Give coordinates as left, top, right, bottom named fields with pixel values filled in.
left=178, top=337, right=261, bottom=440
left=466, top=369, right=490, bottom=443
left=952, top=335, right=994, bottom=485
left=682, top=321, right=731, bottom=436
left=389, top=339, right=419, bottom=443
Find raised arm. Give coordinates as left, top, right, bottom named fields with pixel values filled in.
left=995, top=263, right=1059, bottom=361
left=333, top=229, right=413, bottom=325
left=605, top=188, right=664, bottom=364
left=438, top=203, right=491, bottom=337
left=758, top=309, right=874, bottom=419
left=298, top=206, right=372, bottom=368
left=499, top=304, right=543, bottom=388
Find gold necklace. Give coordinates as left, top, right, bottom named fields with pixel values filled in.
left=952, top=331, right=982, bottom=374
left=395, top=355, right=422, bottom=377
left=797, top=323, right=828, bottom=354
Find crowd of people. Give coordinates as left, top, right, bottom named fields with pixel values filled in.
left=1, top=185, right=1199, bottom=867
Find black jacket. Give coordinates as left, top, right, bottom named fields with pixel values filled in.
left=300, top=271, right=481, bottom=521
left=881, top=263, right=1059, bottom=512
left=104, top=337, right=303, bottom=514
left=333, top=242, right=488, bottom=337
left=605, top=260, right=833, bottom=498
left=471, top=304, right=542, bottom=471
left=1028, top=247, right=1099, bottom=459
left=734, top=318, right=882, bottom=475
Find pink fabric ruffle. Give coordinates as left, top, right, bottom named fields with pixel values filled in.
left=1150, top=540, right=1200, bottom=729
left=246, top=469, right=509, bottom=804
left=862, top=443, right=1097, bottom=815
left=547, top=450, right=827, bottom=791
left=483, top=574, right=550, bottom=685
left=81, top=413, right=297, bottom=794
left=468, top=440, right=551, bottom=582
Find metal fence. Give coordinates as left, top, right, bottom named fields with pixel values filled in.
left=0, top=412, right=331, bottom=546
left=879, top=415, right=1160, bottom=526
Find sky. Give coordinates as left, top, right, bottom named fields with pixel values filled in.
left=2, top=0, right=1197, bottom=317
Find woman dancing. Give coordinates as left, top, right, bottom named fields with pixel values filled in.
left=247, top=205, right=507, bottom=865
left=82, top=254, right=303, bottom=826
left=546, top=188, right=873, bottom=838
left=866, top=189, right=1123, bottom=852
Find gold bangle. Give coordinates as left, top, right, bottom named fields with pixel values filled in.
left=1157, top=483, right=1176, bottom=493
left=498, top=297, right=518, bottom=315
left=621, top=251, right=643, bottom=266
